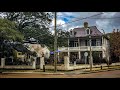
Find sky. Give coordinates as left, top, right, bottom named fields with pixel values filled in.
left=49, top=12, right=120, bottom=34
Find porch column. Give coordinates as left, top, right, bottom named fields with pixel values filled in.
left=40, top=57, right=45, bottom=69
left=102, top=36, right=105, bottom=58
left=78, top=38, right=81, bottom=59
left=102, top=50, right=106, bottom=58
left=32, top=57, right=36, bottom=69
left=68, top=37, right=70, bottom=61
left=58, top=51, right=60, bottom=62
left=1, top=58, right=5, bottom=68
left=78, top=51, right=81, bottom=59
left=102, top=36, right=104, bottom=46
left=64, top=56, right=69, bottom=70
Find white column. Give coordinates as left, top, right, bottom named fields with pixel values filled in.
left=32, top=57, right=36, bottom=69
left=78, top=52, right=81, bottom=59
left=68, top=38, right=70, bottom=61
left=102, top=36, right=105, bottom=58
left=64, top=56, right=69, bottom=70
left=102, top=50, right=106, bottom=58
left=78, top=38, right=81, bottom=60
left=1, top=58, right=5, bottom=68
left=40, top=57, right=45, bottom=69
left=58, top=51, right=60, bottom=62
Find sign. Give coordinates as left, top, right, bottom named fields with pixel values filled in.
left=50, top=50, right=61, bottom=54
left=84, top=52, right=88, bottom=57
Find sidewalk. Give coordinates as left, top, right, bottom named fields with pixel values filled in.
left=1, top=65, right=120, bottom=75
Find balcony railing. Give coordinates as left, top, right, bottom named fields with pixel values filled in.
left=58, top=46, right=103, bottom=51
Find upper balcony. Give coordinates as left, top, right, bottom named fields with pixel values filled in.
left=58, top=46, right=104, bottom=52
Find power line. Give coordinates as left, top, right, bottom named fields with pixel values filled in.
left=86, top=17, right=120, bottom=19
left=48, top=12, right=104, bottom=29
left=48, top=12, right=120, bottom=30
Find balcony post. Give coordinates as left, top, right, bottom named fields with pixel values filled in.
left=68, top=37, right=70, bottom=60
left=78, top=38, right=81, bottom=60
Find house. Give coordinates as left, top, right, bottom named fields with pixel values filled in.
left=23, top=38, right=50, bottom=66
left=12, top=43, right=35, bottom=63
left=23, top=38, right=50, bottom=59
left=58, top=22, right=110, bottom=64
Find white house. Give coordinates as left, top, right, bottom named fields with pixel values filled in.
left=58, top=22, right=110, bottom=64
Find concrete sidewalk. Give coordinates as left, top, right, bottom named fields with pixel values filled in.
left=1, top=65, right=120, bottom=75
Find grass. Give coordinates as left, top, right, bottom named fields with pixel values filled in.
left=0, top=69, right=34, bottom=72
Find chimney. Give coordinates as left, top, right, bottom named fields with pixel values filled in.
left=117, top=29, right=119, bottom=32
left=113, top=29, right=115, bottom=33
left=84, top=22, right=88, bottom=28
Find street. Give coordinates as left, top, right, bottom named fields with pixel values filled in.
left=0, top=70, right=120, bottom=78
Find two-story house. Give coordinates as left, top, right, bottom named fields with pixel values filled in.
left=58, top=22, right=110, bottom=64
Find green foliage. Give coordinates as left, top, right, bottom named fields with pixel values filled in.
left=0, top=18, right=24, bottom=42
left=24, top=27, right=54, bottom=50
left=0, top=12, right=54, bottom=49
left=0, top=12, right=53, bottom=32
left=0, top=12, right=70, bottom=51
left=57, top=29, right=70, bottom=47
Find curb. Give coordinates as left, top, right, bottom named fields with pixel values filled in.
left=1, top=72, right=65, bottom=75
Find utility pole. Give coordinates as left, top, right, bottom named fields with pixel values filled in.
left=54, top=12, right=57, bottom=72
left=89, top=35, right=92, bottom=71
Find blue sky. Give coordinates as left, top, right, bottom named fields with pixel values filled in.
left=50, top=12, right=120, bottom=34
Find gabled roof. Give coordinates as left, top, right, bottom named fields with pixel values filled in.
left=12, top=44, right=35, bottom=55
left=70, top=26, right=103, bottom=38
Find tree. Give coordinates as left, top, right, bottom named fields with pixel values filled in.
left=0, top=18, right=24, bottom=42
left=23, top=26, right=54, bottom=50
left=57, top=29, right=70, bottom=47
left=0, top=12, right=53, bottom=33
left=0, top=12, right=54, bottom=49
left=0, top=18, right=24, bottom=57
left=109, top=29, right=120, bottom=62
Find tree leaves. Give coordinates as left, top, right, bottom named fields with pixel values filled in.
left=0, top=18, right=24, bottom=42
left=109, top=31, right=120, bottom=57
left=0, top=12, right=53, bottom=31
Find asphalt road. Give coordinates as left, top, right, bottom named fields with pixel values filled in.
left=0, top=70, right=120, bottom=78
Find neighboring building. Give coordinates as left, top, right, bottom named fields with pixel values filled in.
left=12, top=43, right=34, bottom=63
left=23, top=38, right=50, bottom=59
left=58, top=22, right=110, bottom=64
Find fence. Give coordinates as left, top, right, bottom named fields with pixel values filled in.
left=0, top=58, right=36, bottom=69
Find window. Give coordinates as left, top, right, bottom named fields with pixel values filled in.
left=70, top=30, right=72, bottom=35
left=74, top=32, right=77, bottom=35
left=86, top=28, right=90, bottom=35
left=86, top=28, right=92, bottom=35
left=74, top=41, right=78, bottom=47
left=18, top=52, right=23, bottom=55
left=92, top=39, right=96, bottom=46
left=96, top=39, right=101, bottom=46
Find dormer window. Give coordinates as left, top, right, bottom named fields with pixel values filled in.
left=86, top=28, right=92, bottom=35
left=74, top=31, right=77, bottom=35
left=70, top=30, right=72, bottom=35
left=86, top=29, right=89, bottom=35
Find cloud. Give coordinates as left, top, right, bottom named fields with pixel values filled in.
left=101, top=12, right=116, bottom=18
left=95, top=12, right=120, bottom=33
left=96, top=20, right=110, bottom=32
left=49, top=12, right=120, bottom=34
left=49, top=18, right=66, bottom=34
